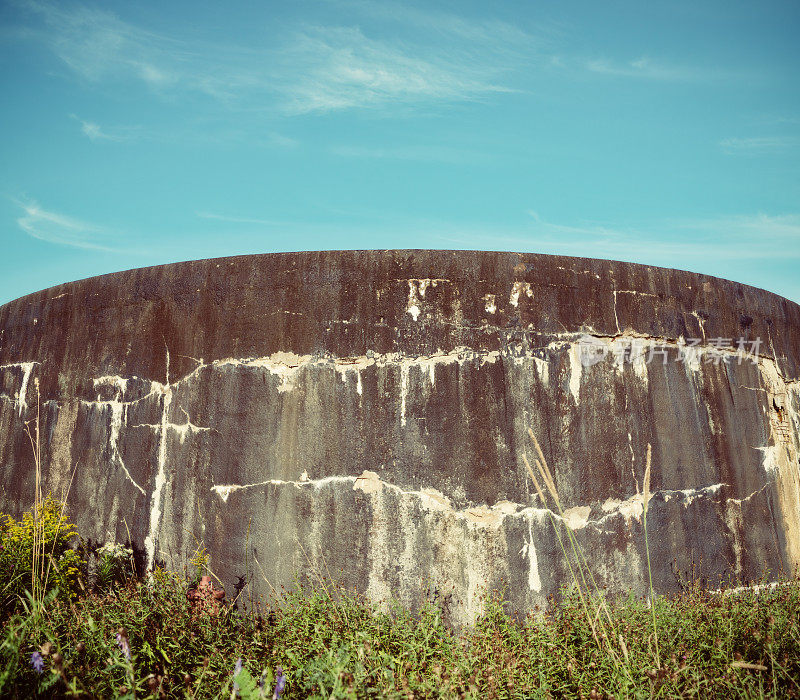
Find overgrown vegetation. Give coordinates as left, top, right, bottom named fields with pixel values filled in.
left=1, top=498, right=798, bottom=698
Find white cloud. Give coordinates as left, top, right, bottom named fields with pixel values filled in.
left=431, top=212, right=800, bottom=263
left=719, top=136, right=796, bottom=154
left=328, top=143, right=481, bottom=163
left=265, top=132, right=299, bottom=149
left=272, top=25, right=517, bottom=114
left=586, top=56, right=716, bottom=82
left=196, top=212, right=285, bottom=226
left=337, top=0, right=533, bottom=42
left=15, top=200, right=118, bottom=251
left=19, top=1, right=532, bottom=115
left=68, top=114, right=127, bottom=141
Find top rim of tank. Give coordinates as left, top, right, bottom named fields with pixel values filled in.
left=1, top=248, right=798, bottom=311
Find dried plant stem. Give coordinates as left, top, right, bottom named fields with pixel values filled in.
left=522, top=452, right=602, bottom=650
left=642, top=443, right=660, bottom=666
left=24, top=381, right=43, bottom=604
left=525, top=433, right=635, bottom=671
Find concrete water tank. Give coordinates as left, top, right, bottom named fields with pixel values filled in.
left=1, top=250, right=798, bottom=625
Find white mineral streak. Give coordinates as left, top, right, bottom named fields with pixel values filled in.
left=225, top=351, right=312, bottom=393
left=567, top=344, right=582, bottom=404
left=210, top=349, right=492, bottom=396
left=405, top=279, right=444, bottom=322
left=174, top=408, right=211, bottom=443
left=484, top=294, right=497, bottom=314
left=353, top=470, right=382, bottom=494
left=724, top=498, right=745, bottom=579
left=751, top=355, right=799, bottom=476
left=108, top=401, right=145, bottom=495
left=212, top=474, right=357, bottom=503
left=532, top=356, right=549, bottom=385
left=208, top=468, right=727, bottom=533
left=726, top=483, right=770, bottom=506
left=754, top=445, right=782, bottom=475
left=562, top=505, right=591, bottom=529
left=17, top=362, right=36, bottom=415
left=714, top=580, right=793, bottom=596
left=210, top=465, right=746, bottom=621
left=612, top=290, right=620, bottom=333
left=627, top=432, right=639, bottom=493
left=678, top=339, right=703, bottom=373
left=509, top=281, right=532, bottom=307
left=395, top=500, right=418, bottom=603
left=0, top=362, right=39, bottom=416
left=130, top=409, right=211, bottom=444
left=631, top=347, right=648, bottom=384
left=600, top=494, right=649, bottom=524
left=106, top=327, right=788, bottom=406
left=335, top=357, right=373, bottom=399
left=520, top=515, right=542, bottom=592
left=93, top=375, right=129, bottom=399
left=691, top=311, right=707, bottom=341
left=400, top=364, right=410, bottom=427
left=211, top=482, right=270, bottom=503
left=144, top=350, right=172, bottom=571
left=364, top=479, right=392, bottom=603
left=661, top=483, right=724, bottom=506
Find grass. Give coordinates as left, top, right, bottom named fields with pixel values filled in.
left=1, top=412, right=798, bottom=698
left=0, top=554, right=798, bottom=698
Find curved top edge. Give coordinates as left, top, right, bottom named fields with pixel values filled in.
left=2, top=249, right=798, bottom=311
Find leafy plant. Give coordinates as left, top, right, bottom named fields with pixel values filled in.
left=94, top=542, right=134, bottom=592
left=0, top=495, right=84, bottom=615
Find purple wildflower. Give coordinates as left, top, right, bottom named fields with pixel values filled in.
left=273, top=665, right=286, bottom=699
left=233, top=657, right=243, bottom=693
left=116, top=628, right=131, bottom=662
left=30, top=651, right=45, bottom=675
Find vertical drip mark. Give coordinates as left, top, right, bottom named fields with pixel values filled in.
left=612, top=290, right=620, bottom=334
left=109, top=401, right=145, bottom=495
left=400, top=364, right=410, bottom=427
left=628, top=431, right=639, bottom=493
left=766, top=325, right=783, bottom=378
left=17, top=362, right=36, bottom=416
left=521, top=515, right=542, bottom=592
left=145, top=348, right=171, bottom=571
left=567, top=344, right=582, bottom=404
left=691, top=311, right=707, bottom=342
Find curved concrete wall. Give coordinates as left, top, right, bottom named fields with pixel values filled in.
left=1, top=250, right=798, bottom=624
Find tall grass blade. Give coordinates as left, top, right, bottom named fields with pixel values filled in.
left=642, top=443, right=660, bottom=666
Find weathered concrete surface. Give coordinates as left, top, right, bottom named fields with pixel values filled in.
left=0, top=250, right=798, bottom=624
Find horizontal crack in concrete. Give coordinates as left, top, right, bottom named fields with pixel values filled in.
left=210, top=470, right=759, bottom=532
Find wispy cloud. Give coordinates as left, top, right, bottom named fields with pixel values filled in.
left=431, top=212, right=800, bottom=263
left=336, top=0, right=543, bottom=44
left=21, top=1, right=184, bottom=89
left=68, top=114, right=129, bottom=141
left=15, top=200, right=119, bottom=251
left=719, top=136, right=796, bottom=154
left=196, top=212, right=285, bottom=227
left=328, top=143, right=481, bottom=163
left=276, top=25, right=516, bottom=115
left=18, top=1, right=534, bottom=115
left=586, top=56, right=715, bottom=82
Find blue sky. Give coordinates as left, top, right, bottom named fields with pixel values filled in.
left=1, top=0, right=798, bottom=305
